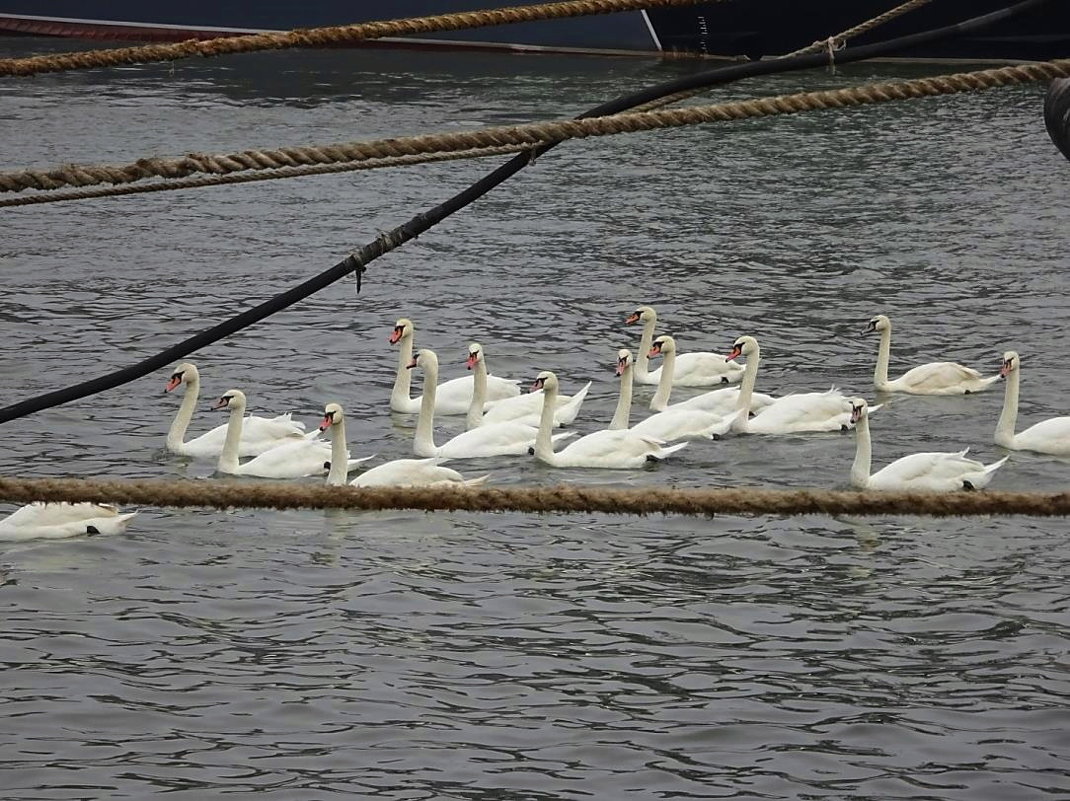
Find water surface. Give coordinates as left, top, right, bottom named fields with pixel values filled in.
left=1, top=41, right=1068, bottom=800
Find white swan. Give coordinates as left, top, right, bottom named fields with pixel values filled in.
left=532, top=370, right=688, bottom=468
left=213, top=390, right=373, bottom=478
left=994, top=351, right=1070, bottom=455
left=727, top=336, right=854, bottom=434
left=866, top=314, right=1000, bottom=395
left=318, top=402, right=489, bottom=488
left=608, top=349, right=738, bottom=440
left=165, top=362, right=309, bottom=457
left=624, top=305, right=743, bottom=386
left=389, top=318, right=519, bottom=414
left=410, top=350, right=573, bottom=458
left=647, top=335, right=775, bottom=416
left=467, top=342, right=590, bottom=429
left=849, top=398, right=1007, bottom=490
left=0, top=502, right=137, bottom=542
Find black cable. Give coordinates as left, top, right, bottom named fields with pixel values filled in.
left=0, top=0, right=1052, bottom=424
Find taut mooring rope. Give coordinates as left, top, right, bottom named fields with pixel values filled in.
left=0, top=0, right=721, bottom=78
left=1, top=476, right=1068, bottom=518
left=3, top=59, right=1067, bottom=203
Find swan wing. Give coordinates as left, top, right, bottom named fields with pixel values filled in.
left=1013, top=416, right=1070, bottom=454
left=631, top=408, right=733, bottom=440
left=748, top=391, right=850, bottom=433
left=671, top=352, right=745, bottom=386
left=235, top=439, right=334, bottom=478
left=895, top=362, right=990, bottom=393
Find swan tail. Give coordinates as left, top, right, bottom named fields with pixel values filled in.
left=345, top=455, right=378, bottom=471
left=463, top=474, right=492, bottom=487
left=964, top=456, right=1009, bottom=490
left=652, top=441, right=689, bottom=460
left=868, top=403, right=884, bottom=415
left=549, top=431, right=579, bottom=445
left=557, top=382, right=592, bottom=425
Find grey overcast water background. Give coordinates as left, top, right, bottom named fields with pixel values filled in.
left=1, top=38, right=1069, bottom=800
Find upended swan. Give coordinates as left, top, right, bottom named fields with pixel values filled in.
left=608, top=349, right=738, bottom=440
left=319, top=402, right=489, bottom=488
left=850, top=398, right=1007, bottom=490
left=0, top=502, right=137, bottom=541
left=727, top=336, right=855, bottom=434
left=410, top=349, right=574, bottom=458
left=994, top=351, right=1070, bottom=455
left=467, top=342, right=590, bottom=429
left=647, top=335, right=775, bottom=416
left=213, top=390, right=374, bottom=478
left=865, top=314, right=1000, bottom=395
left=532, top=370, right=688, bottom=468
left=624, top=305, right=743, bottom=386
left=389, top=318, right=519, bottom=414
left=165, top=362, right=310, bottom=457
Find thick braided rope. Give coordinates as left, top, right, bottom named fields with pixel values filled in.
left=2, top=476, right=1069, bottom=517
left=783, top=0, right=935, bottom=58
left=3, top=60, right=1066, bottom=198
left=0, top=0, right=718, bottom=78
left=0, top=145, right=531, bottom=208
left=632, top=0, right=937, bottom=113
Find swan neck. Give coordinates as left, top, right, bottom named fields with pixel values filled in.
left=414, top=361, right=437, bottom=454
left=874, top=328, right=892, bottom=388
left=735, top=350, right=760, bottom=428
left=634, top=318, right=655, bottom=379
left=850, top=416, right=872, bottom=488
left=609, top=365, right=634, bottom=429
left=650, top=350, right=674, bottom=411
left=995, top=366, right=1020, bottom=445
left=326, top=419, right=349, bottom=486
left=391, top=335, right=414, bottom=408
left=218, top=404, right=244, bottom=473
left=535, top=382, right=559, bottom=461
left=166, top=378, right=200, bottom=450
left=466, top=358, right=488, bottom=429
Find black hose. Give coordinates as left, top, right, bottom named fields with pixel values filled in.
left=0, top=0, right=1053, bottom=425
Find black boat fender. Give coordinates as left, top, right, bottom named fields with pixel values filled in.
left=1044, top=77, right=1070, bottom=163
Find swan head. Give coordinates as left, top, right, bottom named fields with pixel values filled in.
left=390, top=318, right=414, bottom=345
left=864, top=314, right=891, bottom=335
left=649, top=335, right=675, bottom=360
left=1000, top=351, right=1020, bottom=378
left=211, top=389, right=246, bottom=412
left=625, top=305, right=656, bottom=326
left=849, top=397, right=869, bottom=424
left=531, top=370, right=558, bottom=393
left=320, top=402, right=344, bottom=432
left=466, top=342, right=483, bottom=370
left=727, top=335, right=758, bottom=361
left=165, top=362, right=199, bottom=393
left=409, top=348, right=437, bottom=372
left=615, top=349, right=632, bottom=376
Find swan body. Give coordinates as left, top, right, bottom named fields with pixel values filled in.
left=533, top=370, right=687, bottom=468
left=389, top=318, right=519, bottom=414
left=608, top=348, right=737, bottom=440
left=646, top=334, right=776, bottom=417
left=866, top=314, right=1000, bottom=395
left=165, top=362, right=309, bottom=457
left=625, top=305, right=743, bottom=386
left=849, top=399, right=1007, bottom=490
left=466, top=343, right=590, bottom=429
left=0, top=502, right=137, bottom=541
left=318, top=403, right=488, bottom=488
left=412, top=350, right=573, bottom=458
left=727, top=336, right=854, bottom=434
left=994, top=351, right=1070, bottom=454
left=214, top=390, right=373, bottom=478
